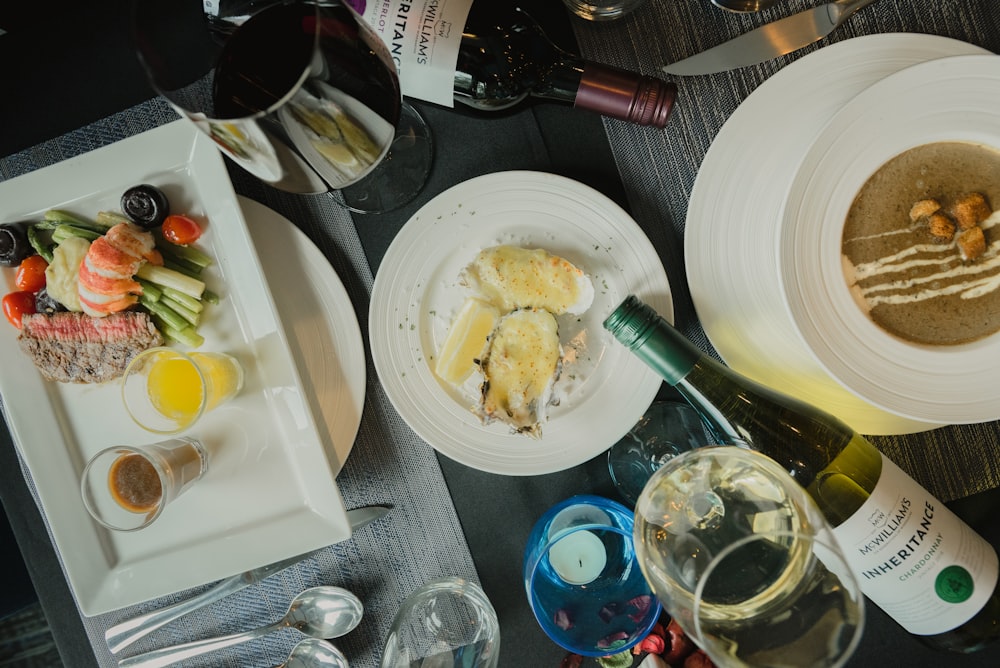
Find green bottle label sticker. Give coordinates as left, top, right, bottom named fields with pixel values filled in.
left=935, top=565, right=975, bottom=604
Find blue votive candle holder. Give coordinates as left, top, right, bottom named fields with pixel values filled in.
left=523, top=494, right=661, bottom=656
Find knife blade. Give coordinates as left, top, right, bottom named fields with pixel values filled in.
left=662, top=0, right=880, bottom=76
left=104, top=504, right=391, bottom=653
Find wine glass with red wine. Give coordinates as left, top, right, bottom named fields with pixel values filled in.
left=131, top=0, right=432, bottom=213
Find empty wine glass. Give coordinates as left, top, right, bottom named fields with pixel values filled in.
left=607, top=400, right=714, bottom=506
left=381, top=577, right=500, bottom=668
left=131, top=0, right=432, bottom=213
left=633, top=447, right=865, bottom=668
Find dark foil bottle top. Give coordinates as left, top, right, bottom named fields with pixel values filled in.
left=575, top=63, right=677, bottom=128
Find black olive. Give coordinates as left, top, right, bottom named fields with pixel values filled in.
left=121, top=184, right=170, bottom=229
left=35, top=288, right=67, bottom=315
left=0, top=222, right=32, bottom=266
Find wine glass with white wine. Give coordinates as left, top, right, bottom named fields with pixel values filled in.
left=633, top=446, right=866, bottom=668
left=131, top=0, right=432, bottom=213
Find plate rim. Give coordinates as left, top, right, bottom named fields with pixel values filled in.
left=370, top=170, right=672, bottom=476
left=240, top=195, right=365, bottom=477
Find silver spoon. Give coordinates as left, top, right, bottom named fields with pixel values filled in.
left=277, top=638, right=349, bottom=668
left=118, top=586, right=363, bottom=668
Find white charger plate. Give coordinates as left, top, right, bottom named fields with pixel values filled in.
left=685, top=34, right=988, bottom=435
left=242, top=196, right=365, bottom=477
left=370, top=171, right=672, bottom=475
left=0, top=121, right=357, bottom=615
left=780, top=54, right=1000, bottom=425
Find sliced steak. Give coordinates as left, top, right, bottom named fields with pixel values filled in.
left=18, top=311, right=163, bottom=384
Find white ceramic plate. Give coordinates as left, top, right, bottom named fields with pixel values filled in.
left=0, top=121, right=354, bottom=615
left=780, top=54, right=1000, bottom=425
left=685, top=34, right=988, bottom=435
left=242, top=196, right=365, bottom=476
left=370, top=171, right=672, bottom=475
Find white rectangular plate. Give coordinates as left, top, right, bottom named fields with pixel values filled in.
left=0, top=121, right=351, bottom=616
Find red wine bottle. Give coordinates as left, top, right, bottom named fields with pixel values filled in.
left=448, top=2, right=675, bottom=127
left=206, top=1, right=676, bottom=127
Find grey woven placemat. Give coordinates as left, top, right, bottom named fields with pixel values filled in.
left=0, top=98, right=479, bottom=668
left=571, top=0, right=1000, bottom=502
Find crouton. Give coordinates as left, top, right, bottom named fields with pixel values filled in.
left=926, top=212, right=956, bottom=241
left=909, top=198, right=941, bottom=222
left=957, top=226, right=987, bottom=261
left=950, top=192, right=991, bottom=230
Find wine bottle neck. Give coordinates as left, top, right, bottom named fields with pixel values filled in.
left=604, top=295, right=857, bottom=484
left=520, top=58, right=675, bottom=128
left=574, top=62, right=676, bottom=128
left=672, top=371, right=750, bottom=446
left=603, top=297, right=749, bottom=445
left=603, top=295, right=701, bottom=383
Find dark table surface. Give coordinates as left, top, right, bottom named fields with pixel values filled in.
left=4, top=1, right=1000, bottom=667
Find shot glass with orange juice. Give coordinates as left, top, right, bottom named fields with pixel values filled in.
left=81, top=437, right=207, bottom=531
left=121, top=347, right=244, bottom=434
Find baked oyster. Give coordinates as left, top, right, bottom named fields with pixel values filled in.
left=462, top=245, right=595, bottom=315
left=477, top=308, right=562, bottom=438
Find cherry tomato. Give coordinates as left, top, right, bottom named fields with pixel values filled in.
left=3, top=291, right=37, bottom=329
left=15, top=254, right=48, bottom=293
left=161, top=215, right=203, bottom=246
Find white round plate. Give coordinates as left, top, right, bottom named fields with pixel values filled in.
left=243, top=196, right=365, bottom=474
left=370, top=171, right=673, bottom=475
left=780, top=54, right=1000, bottom=425
left=685, top=34, right=988, bottom=435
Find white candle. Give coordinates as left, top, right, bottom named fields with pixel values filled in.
left=549, top=530, right=608, bottom=585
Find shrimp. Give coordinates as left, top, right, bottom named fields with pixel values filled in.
left=85, top=236, right=143, bottom=279
left=105, top=223, right=163, bottom=265
left=76, top=222, right=163, bottom=317
left=78, top=288, right=138, bottom=318
left=79, top=255, right=142, bottom=296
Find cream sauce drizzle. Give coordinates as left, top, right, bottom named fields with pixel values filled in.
left=851, top=243, right=955, bottom=281
left=847, top=212, right=1000, bottom=307
left=840, top=142, right=1000, bottom=345
left=843, top=222, right=923, bottom=245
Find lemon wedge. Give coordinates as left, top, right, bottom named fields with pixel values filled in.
left=435, top=297, right=501, bottom=385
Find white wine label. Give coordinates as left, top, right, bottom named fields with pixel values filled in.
left=834, top=455, right=999, bottom=635
left=348, top=0, right=474, bottom=107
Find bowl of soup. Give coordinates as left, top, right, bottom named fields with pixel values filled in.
left=778, top=54, right=1000, bottom=425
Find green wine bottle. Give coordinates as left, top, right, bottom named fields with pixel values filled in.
left=604, top=294, right=1000, bottom=653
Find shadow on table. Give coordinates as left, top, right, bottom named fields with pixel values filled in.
left=0, top=503, right=63, bottom=666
